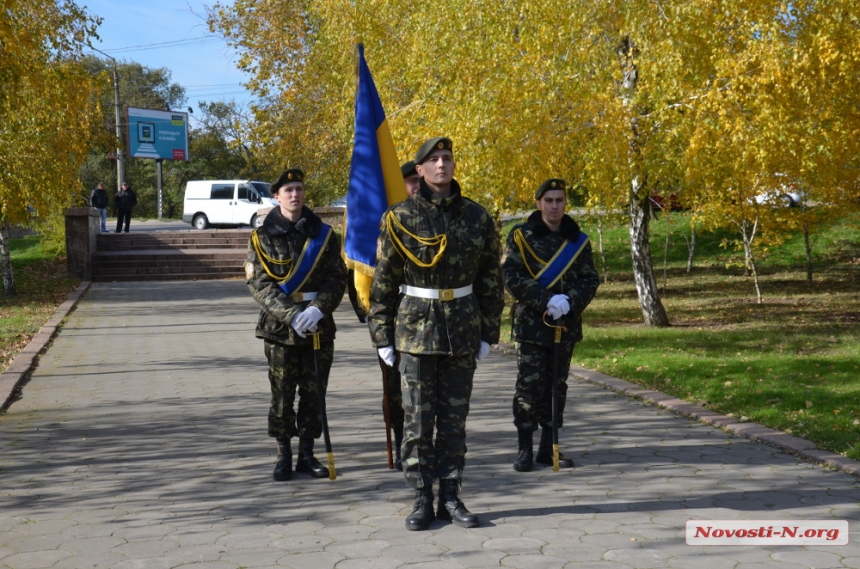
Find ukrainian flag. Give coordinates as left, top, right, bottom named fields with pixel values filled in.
left=344, top=44, right=405, bottom=310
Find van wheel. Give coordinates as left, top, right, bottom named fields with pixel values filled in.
left=193, top=214, right=209, bottom=230
left=252, top=214, right=264, bottom=229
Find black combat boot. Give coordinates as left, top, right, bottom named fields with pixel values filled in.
left=295, top=437, right=329, bottom=478
left=393, top=421, right=404, bottom=471
left=273, top=438, right=292, bottom=481
left=534, top=427, right=574, bottom=468
left=513, top=428, right=533, bottom=472
left=405, top=485, right=435, bottom=531
left=436, top=479, right=479, bottom=528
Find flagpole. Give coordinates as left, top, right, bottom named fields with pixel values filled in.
left=345, top=42, right=406, bottom=469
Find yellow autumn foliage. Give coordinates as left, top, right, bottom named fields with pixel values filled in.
left=209, top=0, right=860, bottom=313
left=0, top=0, right=105, bottom=230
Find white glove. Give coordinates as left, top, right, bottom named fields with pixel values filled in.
left=293, top=305, right=324, bottom=333
left=290, top=315, right=307, bottom=338
left=378, top=346, right=396, bottom=367
left=476, top=341, right=491, bottom=361
left=547, top=294, right=570, bottom=319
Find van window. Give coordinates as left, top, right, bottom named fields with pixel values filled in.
left=251, top=182, right=272, bottom=199
left=211, top=184, right=234, bottom=200
left=238, top=184, right=254, bottom=201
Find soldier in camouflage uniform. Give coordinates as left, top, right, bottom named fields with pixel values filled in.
left=503, top=178, right=600, bottom=472
left=246, top=168, right=347, bottom=482
left=369, top=138, right=504, bottom=531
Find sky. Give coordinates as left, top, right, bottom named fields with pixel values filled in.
left=83, top=0, right=254, bottom=125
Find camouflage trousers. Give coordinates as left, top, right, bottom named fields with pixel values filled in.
left=379, top=355, right=405, bottom=428
left=513, top=341, right=575, bottom=432
left=400, top=352, right=476, bottom=490
left=264, top=340, right=333, bottom=441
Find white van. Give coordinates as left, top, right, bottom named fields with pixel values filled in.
left=183, top=180, right=278, bottom=229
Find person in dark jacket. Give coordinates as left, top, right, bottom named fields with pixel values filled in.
left=369, top=137, right=504, bottom=531
left=114, top=182, right=137, bottom=233
left=90, top=182, right=109, bottom=233
left=502, top=178, right=600, bottom=472
left=245, top=168, right=347, bottom=482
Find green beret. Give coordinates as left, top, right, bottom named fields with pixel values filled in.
left=400, top=160, right=417, bottom=178
left=535, top=178, right=567, bottom=199
left=272, top=168, right=305, bottom=193
left=414, top=137, right=453, bottom=164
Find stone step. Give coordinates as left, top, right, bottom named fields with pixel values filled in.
left=91, top=271, right=243, bottom=282
left=91, top=229, right=249, bottom=281
left=93, top=249, right=246, bottom=262
left=96, top=230, right=250, bottom=252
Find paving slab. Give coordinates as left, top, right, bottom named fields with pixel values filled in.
left=1, top=279, right=858, bottom=569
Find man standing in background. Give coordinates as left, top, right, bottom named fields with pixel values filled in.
left=90, top=182, right=109, bottom=233
left=114, top=182, right=137, bottom=233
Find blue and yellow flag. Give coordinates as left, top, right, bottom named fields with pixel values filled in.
left=344, top=44, right=405, bottom=310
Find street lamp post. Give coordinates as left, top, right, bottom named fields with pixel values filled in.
left=92, top=48, right=125, bottom=191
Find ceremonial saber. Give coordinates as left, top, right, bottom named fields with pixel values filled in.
left=380, top=358, right=394, bottom=469
left=312, top=333, right=336, bottom=480
left=544, top=313, right=566, bottom=473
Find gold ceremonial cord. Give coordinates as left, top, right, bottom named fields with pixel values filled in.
left=513, top=228, right=546, bottom=279
left=251, top=229, right=292, bottom=282
left=385, top=211, right=447, bottom=268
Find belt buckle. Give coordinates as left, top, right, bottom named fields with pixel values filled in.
left=290, top=291, right=304, bottom=302
left=438, top=288, right=454, bottom=302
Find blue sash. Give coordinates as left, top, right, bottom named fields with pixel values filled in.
left=535, top=232, right=589, bottom=289
left=278, top=225, right=332, bottom=298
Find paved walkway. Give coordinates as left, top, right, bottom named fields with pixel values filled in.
left=1, top=280, right=858, bottom=569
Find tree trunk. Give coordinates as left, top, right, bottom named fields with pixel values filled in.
left=629, top=190, right=670, bottom=326
left=618, top=34, right=670, bottom=327
left=596, top=219, right=608, bottom=284
left=685, top=226, right=696, bottom=273
left=1, top=223, right=17, bottom=297
left=740, top=218, right=763, bottom=303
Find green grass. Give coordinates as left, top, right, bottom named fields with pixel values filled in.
left=503, top=211, right=860, bottom=460
left=0, top=235, right=80, bottom=374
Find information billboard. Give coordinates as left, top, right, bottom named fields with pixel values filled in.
left=126, top=107, right=190, bottom=161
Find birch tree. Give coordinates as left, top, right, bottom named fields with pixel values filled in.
left=1, top=0, right=103, bottom=295
left=208, top=0, right=859, bottom=321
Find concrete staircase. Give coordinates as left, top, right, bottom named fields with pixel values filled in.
left=91, top=230, right=251, bottom=282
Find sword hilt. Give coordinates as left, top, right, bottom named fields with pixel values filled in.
left=542, top=312, right=567, bottom=343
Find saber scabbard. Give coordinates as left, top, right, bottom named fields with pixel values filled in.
left=312, top=333, right=336, bottom=480
left=543, top=313, right=566, bottom=473
left=380, top=358, right=394, bottom=469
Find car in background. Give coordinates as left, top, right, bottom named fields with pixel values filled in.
left=754, top=175, right=804, bottom=207
left=183, top=180, right=276, bottom=229
left=254, top=195, right=347, bottom=229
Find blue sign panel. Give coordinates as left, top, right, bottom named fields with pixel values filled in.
left=126, top=107, right=189, bottom=161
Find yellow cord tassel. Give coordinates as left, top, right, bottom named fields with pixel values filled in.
left=385, top=211, right=447, bottom=268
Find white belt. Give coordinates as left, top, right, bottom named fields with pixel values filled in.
left=400, top=284, right=473, bottom=302
left=289, top=291, right=318, bottom=302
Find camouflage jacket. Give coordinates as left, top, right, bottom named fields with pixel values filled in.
left=368, top=180, right=504, bottom=356
left=246, top=206, right=347, bottom=346
left=503, top=211, right=600, bottom=347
